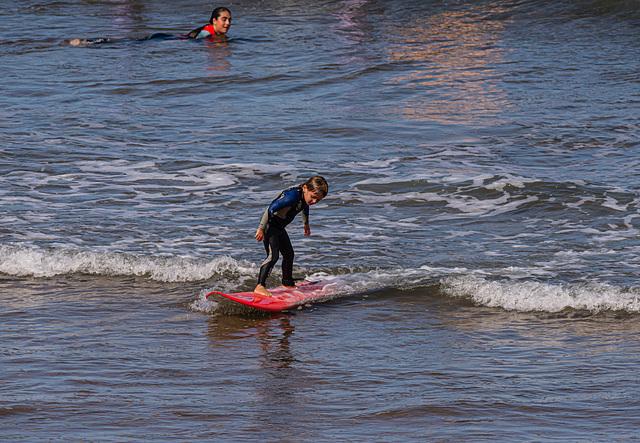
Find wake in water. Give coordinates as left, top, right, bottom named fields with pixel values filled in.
left=0, top=243, right=254, bottom=284
left=442, top=275, right=640, bottom=314
left=2, top=244, right=639, bottom=314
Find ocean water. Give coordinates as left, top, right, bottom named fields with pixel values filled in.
left=1, top=0, right=640, bottom=440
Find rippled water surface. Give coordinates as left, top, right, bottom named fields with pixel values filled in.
left=1, top=0, right=640, bottom=440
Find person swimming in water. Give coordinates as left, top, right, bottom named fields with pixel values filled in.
left=68, top=6, right=231, bottom=46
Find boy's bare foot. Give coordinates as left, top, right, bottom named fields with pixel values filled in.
left=282, top=285, right=298, bottom=290
left=254, top=285, right=272, bottom=297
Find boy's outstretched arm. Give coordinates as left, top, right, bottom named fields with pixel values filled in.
left=255, top=207, right=269, bottom=242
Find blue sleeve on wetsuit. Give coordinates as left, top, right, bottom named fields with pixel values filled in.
left=268, top=189, right=300, bottom=215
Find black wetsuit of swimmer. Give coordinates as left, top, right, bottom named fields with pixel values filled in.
left=257, top=187, right=309, bottom=287
left=68, top=24, right=218, bottom=46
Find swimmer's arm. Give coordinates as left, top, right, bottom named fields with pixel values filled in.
left=302, top=207, right=310, bottom=236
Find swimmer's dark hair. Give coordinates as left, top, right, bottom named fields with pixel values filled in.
left=209, top=7, right=231, bottom=24
left=302, top=176, right=328, bottom=197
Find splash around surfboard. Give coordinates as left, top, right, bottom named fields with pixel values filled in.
left=206, top=280, right=334, bottom=312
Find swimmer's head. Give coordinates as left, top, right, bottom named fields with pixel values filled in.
left=209, top=7, right=232, bottom=35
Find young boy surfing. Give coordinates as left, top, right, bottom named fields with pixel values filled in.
left=254, top=176, right=328, bottom=297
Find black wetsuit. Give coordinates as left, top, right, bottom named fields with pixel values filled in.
left=257, top=187, right=309, bottom=287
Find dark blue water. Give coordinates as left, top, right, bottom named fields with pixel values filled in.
left=1, top=0, right=640, bottom=440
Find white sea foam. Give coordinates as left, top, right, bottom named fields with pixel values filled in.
left=602, top=195, right=628, bottom=212
left=190, top=289, right=221, bottom=314
left=75, top=160, right=239, bottom=191
left=444, top=194, right=538, bottom=217
left=441, top=275, right=640, bottom=313
left=0, top=244, right=256, bottom=283
left=483, top=174, right=531, bottom=191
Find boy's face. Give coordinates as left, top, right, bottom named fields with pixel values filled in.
left=303, top=185, right=324, bottom=206
left=213, top=11, right=232, bottom=34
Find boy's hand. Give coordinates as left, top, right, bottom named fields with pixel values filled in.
left=255, top=228, right=265, bottom=242
left=303, top=224, right=311, bottom=237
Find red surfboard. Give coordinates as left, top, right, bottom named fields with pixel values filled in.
left=206, top=280, right=334, bottom=312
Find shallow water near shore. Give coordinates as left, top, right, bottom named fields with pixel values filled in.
left=2, top=0, right=640, bottom=440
